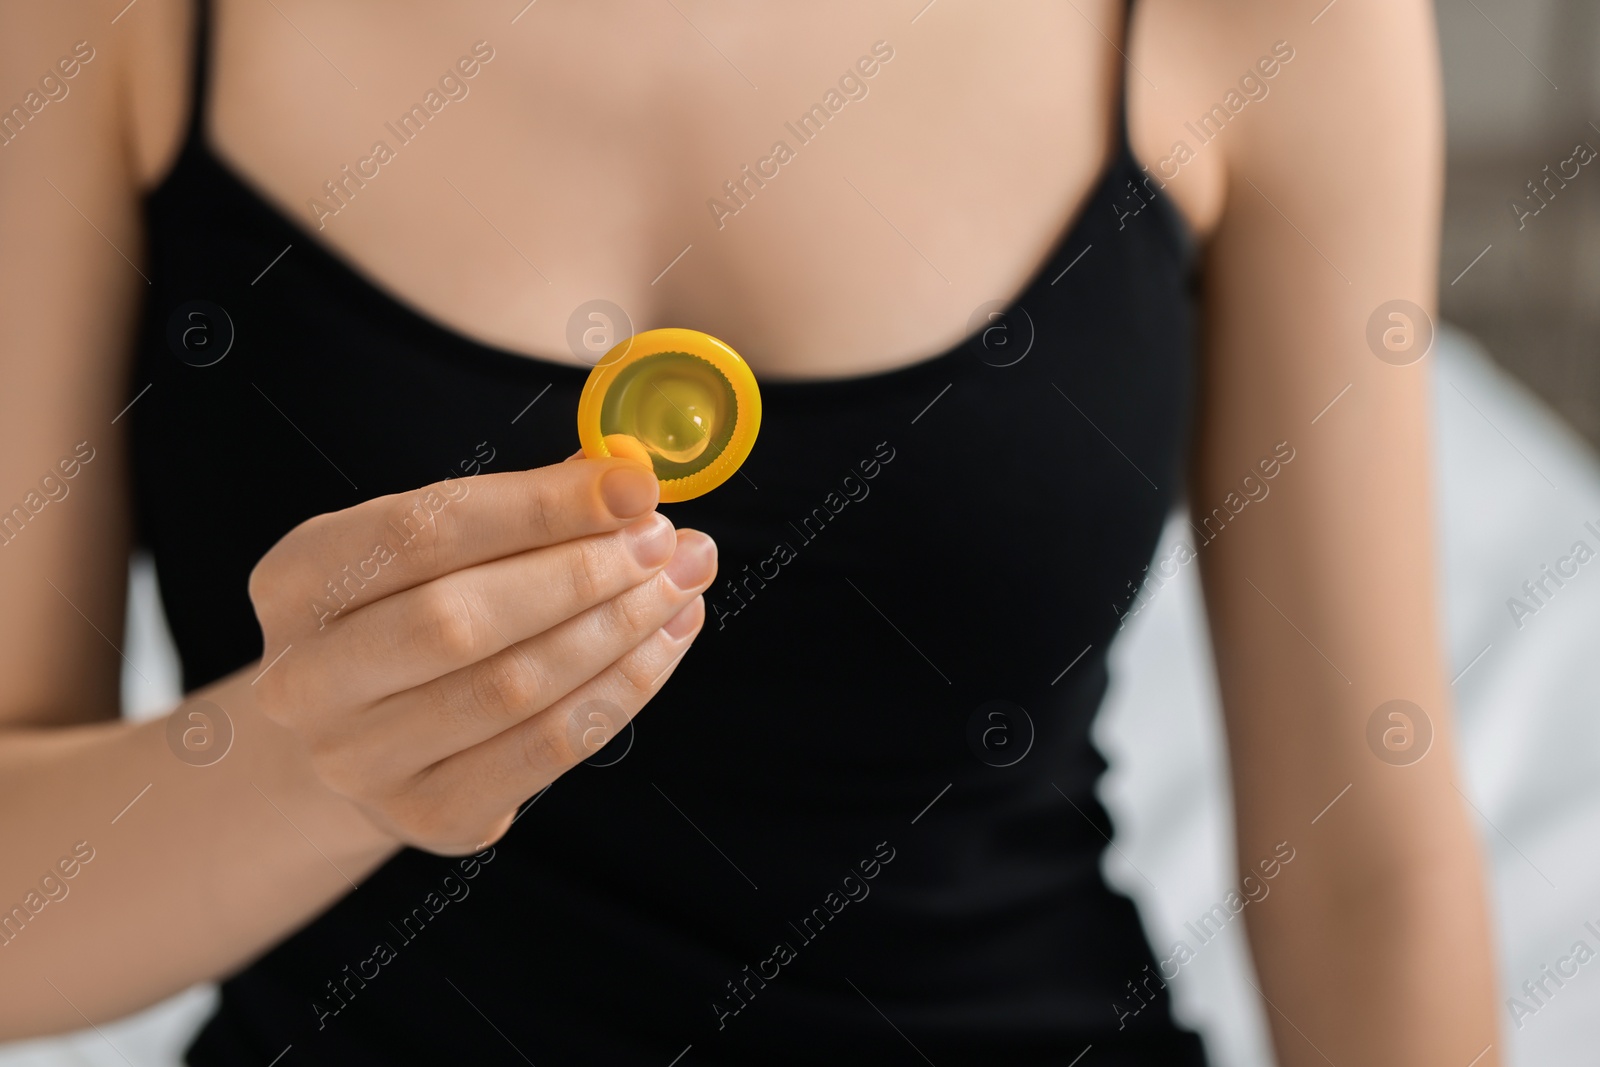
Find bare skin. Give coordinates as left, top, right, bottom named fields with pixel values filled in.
left=0, top=1, right=1500, bottom=1062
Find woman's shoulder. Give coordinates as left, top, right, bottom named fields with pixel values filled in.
left=1127, top=0, right=1440, bottom=243
left=0, top=0, right=203, bottom=727
left=15, top=0, right=199, bottom=193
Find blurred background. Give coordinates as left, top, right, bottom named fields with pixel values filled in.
left=1438, top=0, right=1600, bottom=449
left=3, top=1, right=1597, bottom=1064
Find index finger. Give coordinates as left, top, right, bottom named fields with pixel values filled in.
left=252, top=457, right=660, bottom=622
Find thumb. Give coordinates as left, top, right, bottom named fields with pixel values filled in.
left=601, top=433, right=653, bottom=467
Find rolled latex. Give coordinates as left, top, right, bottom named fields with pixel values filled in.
left=576, top=327, right=761, bottom=503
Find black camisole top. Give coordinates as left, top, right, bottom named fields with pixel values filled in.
left=130, top=1, right=1206, bottom=1062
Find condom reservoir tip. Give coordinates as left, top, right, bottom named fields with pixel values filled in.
left=576, top=328, right=761, bottom=503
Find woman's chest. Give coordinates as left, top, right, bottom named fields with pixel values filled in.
left=179, top=0, right=1141, bottom=378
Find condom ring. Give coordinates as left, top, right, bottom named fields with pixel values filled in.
left=576, top=327, right=762, bottom=503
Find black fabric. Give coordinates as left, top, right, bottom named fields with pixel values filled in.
left=130, top=1, right=1209, bottom=1062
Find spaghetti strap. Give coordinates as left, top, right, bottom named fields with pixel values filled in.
left=182, top=0, right=212, bottom=149
left=1114, top=0, right=1138, bottom=157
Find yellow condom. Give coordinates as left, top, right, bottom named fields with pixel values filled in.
left=577, top=328, right=762, bottom=503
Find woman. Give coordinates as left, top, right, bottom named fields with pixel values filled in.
left=0, top=0, right=1500, bottom=1062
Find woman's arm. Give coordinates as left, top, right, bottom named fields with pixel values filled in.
left=1138, top=0, right=1502, bottom=1062
left=0, top=1, right=716, bottom=1038
left=0, top=1, right=400, bottom=1034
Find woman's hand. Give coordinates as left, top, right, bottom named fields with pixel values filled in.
left=246, top=456, right=716, bottom=855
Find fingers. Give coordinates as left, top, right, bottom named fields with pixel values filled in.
left=250, top=458, right=661, bottom=636
left=404, top=592, right=708, bottom=850
left=290, top=512, right=683, bottom=709
left=348, top=529, right=716, bottom=773
left=601, top=433, right=652, bottom=466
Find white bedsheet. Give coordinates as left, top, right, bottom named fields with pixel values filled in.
left=1097, top=323, right=1600, bottom=1065
left=4, top=323, right=1595, bottom=1065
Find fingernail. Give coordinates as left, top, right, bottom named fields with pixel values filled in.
left=664, top=530, right=717, bottom=590
left=626, top=513, right=675, bottom=568
left=600, top=465, right=658, bottom=519
left=663, top=595, right=704, bottom=639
